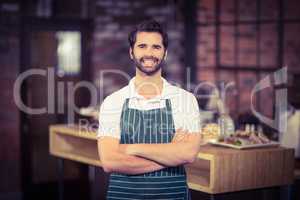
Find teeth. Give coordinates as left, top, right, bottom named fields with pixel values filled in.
left=143, top=59, right=155, bottom=65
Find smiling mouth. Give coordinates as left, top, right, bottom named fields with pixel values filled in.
left=142, top=59, right=156, bottom=66
left=141, top=57, right=158, bottom=66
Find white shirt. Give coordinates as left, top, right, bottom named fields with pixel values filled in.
left=97, top=77, right=201, bottom=139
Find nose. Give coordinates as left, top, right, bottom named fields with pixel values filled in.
left=144, top=47, right=154, bottom=57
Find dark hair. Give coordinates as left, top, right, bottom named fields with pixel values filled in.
left=128, top=20, right=168, bottom=50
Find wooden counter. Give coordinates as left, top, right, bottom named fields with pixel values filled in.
left=185, top=144, right=294, bottom=194
left=49, top=124, right=294, bottom=194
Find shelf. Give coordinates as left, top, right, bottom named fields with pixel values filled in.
left=186, top=158, right=211, bottom=193
left=50, top=125, right=101, bottom=167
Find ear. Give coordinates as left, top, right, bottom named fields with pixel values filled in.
left=129, top=48, right=133, bottom=59
left=164, top=50, right=168, bottom=60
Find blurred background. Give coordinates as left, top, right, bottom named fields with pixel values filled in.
left=1, top=0, right=300, bottom=200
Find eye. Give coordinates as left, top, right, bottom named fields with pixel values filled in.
left=153, top=45, right=162, bottom=50
left=137, top=44, right=146, bottom=48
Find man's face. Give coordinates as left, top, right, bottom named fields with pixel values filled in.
left=130, top=31, right=167, bottom=76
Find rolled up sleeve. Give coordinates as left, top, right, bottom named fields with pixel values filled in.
left=97, top=95, right=122, bottom=139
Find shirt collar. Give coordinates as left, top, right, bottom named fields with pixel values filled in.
left=128, top=77, right=171, bottom=100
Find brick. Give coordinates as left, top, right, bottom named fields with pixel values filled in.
left=284, top=0, right=300, bottom=19
left=238, top=25, right=257, bottom=67
left=260, top=24, right=278, bottom=67
left=284, top=24, right=300, bottom=71
left=197, top=68, right=216, bottom=82
left=220, top=0, right=235, bottom=22
left=197, top=26, right=216, bottom=67
left=238, top=0, right=257, bottom=21
left=261, top=0, right=279, bottom=20
left=197, top=0, right=215, bottom=23
left=237, top=72, right=258, bottom=114
left=220, top=25, right=235, bottom=66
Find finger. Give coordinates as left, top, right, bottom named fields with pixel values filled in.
left=173, top=133, right=185, bottom=142
left=176, top=128, right=183, bottom=133
left=175, top=133, right=185, bottom=140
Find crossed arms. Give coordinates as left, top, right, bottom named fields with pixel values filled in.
left=97, top=129, right=204, bottom=175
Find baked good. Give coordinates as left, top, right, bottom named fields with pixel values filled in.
left=201, top=123, right=221, bottom=141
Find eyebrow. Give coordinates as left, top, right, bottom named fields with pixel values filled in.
left=136, top=43, right=162, bottom=48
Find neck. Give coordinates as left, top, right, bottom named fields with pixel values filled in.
left=134, top=69, right=163, bottom=99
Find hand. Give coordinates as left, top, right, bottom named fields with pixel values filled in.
left=172, top=128, right=189, bottom=143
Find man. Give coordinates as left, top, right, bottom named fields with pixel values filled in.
left=97, top=20, right=202, bottom=200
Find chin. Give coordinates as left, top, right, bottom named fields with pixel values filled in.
left=136, top=64, right=162, bottom=75
left=141, top=66, right=155, bottom=71
left=143, top=66, right=154, bottom=69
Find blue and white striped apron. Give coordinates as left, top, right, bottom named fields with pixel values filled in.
left=107, top=98, right=189, bottom=200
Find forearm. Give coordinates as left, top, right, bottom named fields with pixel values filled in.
left=123, top=143, right=197, bottom=166
left=98, top=146, right=165, bottom=175
left=123, top=133, right=202, bottom=166
left=108, top=152, right=165, bottom=174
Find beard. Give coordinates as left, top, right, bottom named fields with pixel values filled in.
left=132, top=52, right=165, bottom=76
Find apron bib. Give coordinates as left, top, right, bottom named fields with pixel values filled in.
left=107, top=99, right=189, bottom=200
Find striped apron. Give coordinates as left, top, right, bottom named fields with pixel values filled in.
left=107, top=98, right=190, bottom=200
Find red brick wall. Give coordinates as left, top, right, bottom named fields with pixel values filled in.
left=197, top=0, right=300, bottom=122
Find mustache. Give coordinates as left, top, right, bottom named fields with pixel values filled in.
left=140, top=56, right=159, bottom=62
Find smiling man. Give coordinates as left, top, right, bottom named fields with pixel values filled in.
left=97, top=20, right=203, bottom=200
